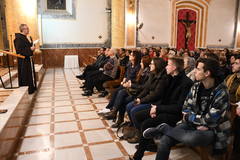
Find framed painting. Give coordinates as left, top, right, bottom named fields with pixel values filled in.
left=47, top=0, right=66, bottom=10
left=38, top=0, right=76, bottom=19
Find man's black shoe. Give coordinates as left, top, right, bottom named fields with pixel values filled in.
left=76, top=75, right=84, bottom=80
left=98, top=91, right=108, bottom=97
left=135, top=144, right=157, bottom=152
left=82, top=90, right=92, bottom=96
left=80, top=85, right=85, bottom=88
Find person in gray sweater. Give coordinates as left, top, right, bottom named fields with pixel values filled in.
left=82, top=48, right=119, bottom=96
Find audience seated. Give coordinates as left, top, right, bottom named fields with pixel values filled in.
left=126, top=58, right=168, bottom=130
left=142, top=58, right=230, bottom=160
left=140, top=48, right=149, bottom=56
left=77, top=47, right=109, bottom=81
left=220, top=56, right=231, bottom=80
left=159, top=48, right=168, bottom=61
left=82, top=48, right=119, bottom=96
left=76, top=47, right=240, bottom=159
left=100, top=51, right=141, bottom=126
left=118, top=48, right=129, bottom=67
left=225, top=55, right=240, bottom=160
left=101, top=55, right=151, bottom=129
left=129, top=57, right=193, bottom=160
left=184, top=55, right=196, bottom=81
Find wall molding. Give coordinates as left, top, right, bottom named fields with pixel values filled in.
left=41, top=43, right=108, bottom=49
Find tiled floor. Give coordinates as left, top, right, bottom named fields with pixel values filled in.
left=14, top=68, right=200, bottom=160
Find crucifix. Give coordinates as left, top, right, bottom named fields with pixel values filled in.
left=178, top=12, right=196, bottom=49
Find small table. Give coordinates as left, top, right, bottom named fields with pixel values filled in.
left=64, top=55, right=79, bottom=69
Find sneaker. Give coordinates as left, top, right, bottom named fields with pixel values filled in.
left=143, top=123, right=168, bottom=139
left=143, top=128, right=160, bottom=139
left=97, top=108, right=110, bottom=114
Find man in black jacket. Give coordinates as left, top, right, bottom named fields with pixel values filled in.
left=76, top=47, right=109, bottom=80
left=130, top=57, right=193, bottom=160
left=14, top=24, right=36, bottom=94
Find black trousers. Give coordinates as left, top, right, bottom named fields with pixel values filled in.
left=85, top=72, right=112, bottom=92
left=133, top=109, right=180, bottom=160
left=156, top=123, right=214, bottom=160
left=106, top=86, right=134, bottom=117
left=106, top=86, right=125, bottom=109
left=81, top=65, right=98, bottom=79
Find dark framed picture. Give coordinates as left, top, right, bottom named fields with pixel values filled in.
left=47, top=0, right=66, bottom=10
left=38, top=0, right=76, bottom=19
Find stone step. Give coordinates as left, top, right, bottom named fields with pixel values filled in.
left=0, top=64, right=45, bottom=159
left=0, top=64, right=45, bottom=88
left=34, top=64, right=45, bottom=82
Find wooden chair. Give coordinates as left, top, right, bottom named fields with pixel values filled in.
left=103, top=66, right=126, bottom=99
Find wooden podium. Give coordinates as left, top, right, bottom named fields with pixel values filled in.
left=0, top=50, right=24, bottom=89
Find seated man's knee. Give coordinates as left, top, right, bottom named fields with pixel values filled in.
left=158, top=136, right=173, bottom=150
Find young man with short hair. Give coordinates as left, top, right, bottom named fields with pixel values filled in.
left=143, top=58, right=231, bottom=160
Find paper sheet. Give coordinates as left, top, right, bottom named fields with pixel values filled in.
left=236, top=101, right=240, bottom=107
left=33, top=39, right=39, bottom=45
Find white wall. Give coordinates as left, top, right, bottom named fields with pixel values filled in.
left=138, top=0, right=171, bottom=45
left=206, top=0, right=236, bottom=47
left=41, top=0, right=109, bottom=44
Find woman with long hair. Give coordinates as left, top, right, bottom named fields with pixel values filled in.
left=98, top=51, right=141, bottom=121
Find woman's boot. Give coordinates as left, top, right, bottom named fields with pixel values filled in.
left=111, top=114, right=124, bottom=128
left=103, top=107, right=117, bottom=120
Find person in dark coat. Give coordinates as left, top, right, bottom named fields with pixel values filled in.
left=101, top=51, right=141, bottom=125
left=82, top=48, right=119, bottom=96
left=98, top=56, right=151, bottom=119
left=14, top=24, right=36, bottom=94
left=126, top=58, right=169, bottom=130
left=76, top=47, right=109, bottom=80
left=130, top=57, right=193, bottom=160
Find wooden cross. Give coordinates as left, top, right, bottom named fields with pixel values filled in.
left=178, top=12, right=196, bottom=49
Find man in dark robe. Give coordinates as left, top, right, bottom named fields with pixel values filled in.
left=14, top=24, right=36, bottom=94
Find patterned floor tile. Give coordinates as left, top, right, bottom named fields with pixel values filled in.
left=14, top=68, right=199, bottom=160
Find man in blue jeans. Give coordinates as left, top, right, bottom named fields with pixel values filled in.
left=143, top=58, right=231, bottom=160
